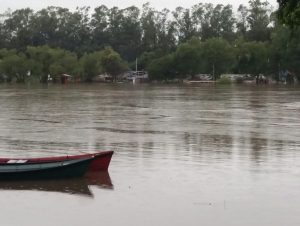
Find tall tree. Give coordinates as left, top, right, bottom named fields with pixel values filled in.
left=31, top=7, right=63, bottom=47
left=277, top=0, right=300, bottom=27
left=107, top=7, right=123, bottom=52
left=63, top=7, right=91, bottom=54
left=196, top=4, right=235, bottom=41
left=0, top=10, right=13, bottom=48
left=78, top=51, right=104, bottom=81
left=270, top=24, right=300, bottom=78
left=234, top=40, right=269, bottom=75
left=147, top=54, right=176, bottom=80
left=91, top=5, right=110, bottom=50
left=236, top=5, right=249, bottom=37
left=0, top=50, right=29, bottom=82
left=173, top=38, right=201, bottom=78
left=117, top=6, right=142, bottom=61
left=200, top=38, right=236, bottom=79
left=100, top=47, right=128, bottom=81
left=173, top=7, right=196, bottom=42
left=219, top=5, right=236, bottom=41
left=3, top=8, right=34, bottom=49
left=247, top=0, right=272, bottom=41
left=140, top=3, right=158, bottom=52
left=155, top=9, right=177, bottom=52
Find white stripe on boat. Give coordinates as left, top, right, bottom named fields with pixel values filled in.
left=7, top=160, right=28, bottom=164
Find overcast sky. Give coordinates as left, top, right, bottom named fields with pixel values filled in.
left=0, top=0, right=278, bottom=12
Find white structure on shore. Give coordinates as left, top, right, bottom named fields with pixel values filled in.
left=123, top=71, right=149, bottom=83
left=220, top=74, right=254, bottom=81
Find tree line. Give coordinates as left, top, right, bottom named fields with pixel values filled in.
left=0, top=0, right=299, bottom=83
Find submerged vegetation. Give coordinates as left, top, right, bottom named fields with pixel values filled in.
left=0, top=0, right=299, bottom=83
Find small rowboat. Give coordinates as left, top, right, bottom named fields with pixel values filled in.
left=0, top=151, right=114, bottom=172
left=0, top=157, right=94, bottom=180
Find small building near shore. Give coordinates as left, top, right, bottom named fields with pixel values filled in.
left=52, top=74, right=72, bottom=84
left=279, top=70, right=298, bottom=84
left=61, top=74, right=72, bottom=84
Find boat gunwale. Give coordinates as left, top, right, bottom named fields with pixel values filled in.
left=0, top=151, right=114, bottom=163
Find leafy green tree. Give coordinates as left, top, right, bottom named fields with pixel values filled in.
left=78, top=48, right=127, bottom=82
left=3, top=8, right=34, bottom=49
left=31, top=7, right=63, bottom=47
left=100, top=47, right=128, bottom=81
left=195, top=3, right=214, bottom=40
left=236, top=5, right=249, bottom=37
left=91, top=5, right=110, bottom=50
left=26, top=46, right=78, bottom=82
left=173, top=7, right=196, bottom=42
left=277, top=0, right=300, bottom=27
left=219, top=5, right=236, bottom=41
left=0, top=10, right=13, bottom=48
left=270, top=24, right=300, bottom=79
left=107, top=7, right=123, bottom=50
left=137, top=49, right=166, bottom=71
left=194, top=4, right=236, bottom=41
left=140, top=3, right=158, bottom=52
left=0, top=52, right=29, bottom=82
left=155, top=9, right=177, bottom=53
left=268, top=24, right=288, bottom=78
left=140, top=3, right=176, bottom=53
left=26, top=46, right=55, bottom=82
left=78, top=51, right=103, bottom=82
left=63, top=7, right=92, bottom=54
left=200, top=38, right=236, bottom=79
left=173, top=38, right=202, bottom=78
left=247, top=0, right=272, bottom=41
left=283, top=29, right=300, bottom=77
left=116, top=6, right=142, bottom=61
left=191, top=3, right=205, bottom=37
left=234, top=40, right=269, bottom=75
left=48, top=49, right=78, bottom=78
left=147, top=54, right=176, bottom=80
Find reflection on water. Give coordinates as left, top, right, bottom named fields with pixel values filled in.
left=0, top=172, right=113, bottom=197
left=0, top=84, right=299, bottom=226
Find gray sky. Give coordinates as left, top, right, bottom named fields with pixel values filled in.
left=0, top=0, right=277, bottom=12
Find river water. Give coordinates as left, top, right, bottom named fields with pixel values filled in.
left=0, top=83, right=299, bottom=226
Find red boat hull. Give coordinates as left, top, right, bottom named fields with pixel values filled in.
left=0, top=151, right=114, bottom=172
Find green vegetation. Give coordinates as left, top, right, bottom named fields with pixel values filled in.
left=0, top=1, right=299, bottom=83
left=277, top=0, right=300, bottom=28
left=217, top=77, right=233, bottom=85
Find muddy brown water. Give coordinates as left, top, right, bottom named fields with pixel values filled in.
left=0, top=83, right=299, bottom=226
